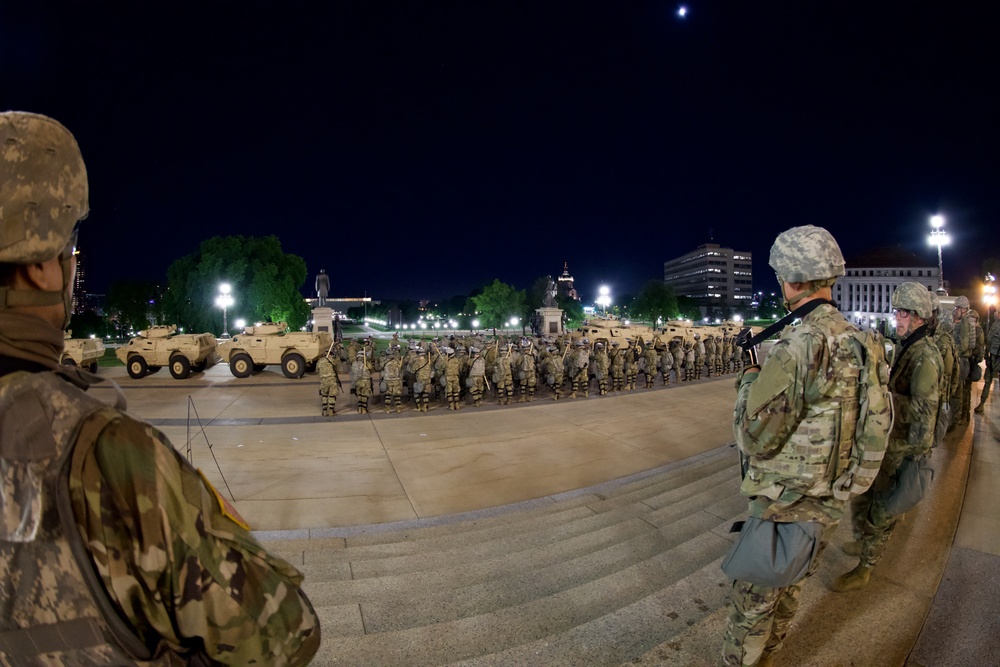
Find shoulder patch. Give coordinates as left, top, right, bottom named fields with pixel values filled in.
left=197, top=469, right=251, bottom=531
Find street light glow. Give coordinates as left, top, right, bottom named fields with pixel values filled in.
left=927, top=214, right=950, bottom=290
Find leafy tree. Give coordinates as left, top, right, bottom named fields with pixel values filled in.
left=675, top=295, right=701, bottom=320
left=107, top=280, right=159, bottom=335
left=557, top=295, right=584, bottom=327
left=68, top=309, right=108, bottom=340
left=472, top=279, right=526, bottom=328
left=630, top=281, right=678, bottom=323
left=163, top=235, right=310, bottom=333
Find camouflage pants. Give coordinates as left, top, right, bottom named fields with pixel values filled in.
left=625, top=366, right=637, bottom=389
left=384, top=380, right=403, bottom=412
left=496, top=379, right=513, bottom=404
left=355, top=381, right=372, bottom=413
left=849, top=484, right=899, bottom=568
left=548, top=373, right=564, bottom=399
left=571, top=369, right=589, bottom=397
left=981, top=354, right=998, bottom=403
left=519, top=374, right=537, bottom=401
left=469, top=376, right=485, bottom=406
left=611, top=370, right=624, bottom=391
left=721, top=523, right=835, bottom=666
left=446, top=377, right=462, bottom=408
left=320, top=389, right=337, bottom=416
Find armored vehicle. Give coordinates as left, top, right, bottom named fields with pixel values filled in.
left=62, top=332, right=105, bottom=372
left=216, top=322, right=334, bottom=379
left=115, top=325, right=219, bottom=380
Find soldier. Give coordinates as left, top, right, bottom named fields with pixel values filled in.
left=382, top=346, right=404, bottom=413
left=610, top=341, right=626, bottom=391
left=641, top=339, right=659, bottom=388
left=0, top=112, right=319, bottom=665
left=683, top=339, right=695, bottom=381
left=413, top=347, right=433, bottom=412
left=693, top=333, right=706, bottom=380
left=592, top=341, right=610, bottom=395
left=659, top=339, right=674, bottom=385
left=518, top=342, right=538, bottom=402
left=722, top=333, right=734, bottom=375
left=543, top=345, right=566, bottom=399
left=569, top=340, right=591, bottom=398
left=623, top=339, right=639, bottom=390
left=930, top=293, right=959, bottom=441
left=721, top=224, right=868, bottom=667
left=977, top=310, right=1000, bottom=413
left=444, top=347, right=462, bottom=410
left=670, top=337, right=685, bottom=382
left=951, top=295, right=979, bottom=424
left=351, top=350, right=373, bottom=414
left=317, top=349, right=342, bottom=416
left=468, top=347, right=487, bottom=406
left=494, top=344, right=515, bottom=405
left=834, top=282, right=942, bottom=592
left=714, top=335, right=725, bottom=375
left=704, top=334, right=717, bottom=378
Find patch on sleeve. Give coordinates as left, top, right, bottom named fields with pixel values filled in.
left=197, top=469, right=251, bottom=531
left=744, top=346, right=794, bottom=417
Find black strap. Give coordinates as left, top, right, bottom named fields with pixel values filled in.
left=740, top=299, right=837, bottom=349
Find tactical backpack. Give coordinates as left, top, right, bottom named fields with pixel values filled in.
left=973, top=324, right=985, bottom=364
left=832, top=330, right=894, bottom=502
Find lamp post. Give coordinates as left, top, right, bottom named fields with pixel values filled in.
left=984, top=272, right=997, bottom=329
left=215, top=283, right=234, bottom=338
left=597, top=285, right=611, bottom=317
left=927, top=214, right=950, bottom=292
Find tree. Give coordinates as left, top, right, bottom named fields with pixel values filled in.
left=557, top=295, right=584, bottom=327
left=163, top=235, right=310, bottom=333
left=630, top=281, right=679, bottom=324
left=107, top=280, right=159, bottom=336
left=675, top=295, right=701, bottom=321
left=472, top=279, right=526, bottom=328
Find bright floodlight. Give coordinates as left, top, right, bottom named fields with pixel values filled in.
left=677, top=5, right=688, bottom=18
left=219, top=283, right=231, bottom=295
left=599, top=285, right=610, bottom=296
left=234, top=318, right=246, bottom=330
left=930, top=214, right=945, bottom=229
left=472, top=319, right=480, bottom=328
left=927, top=214, right=950, bottom=290
left=510, top=316, right=519, bottom=327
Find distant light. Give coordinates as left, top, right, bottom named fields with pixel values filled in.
left=930, top=214, right=945, bottom=229
left=677, top=5, right=688, bottom=18
left=235, top=319, right=246, bottom=330
left=472, top=319, right=480, bottom=328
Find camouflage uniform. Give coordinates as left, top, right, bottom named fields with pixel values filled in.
left=952, top=297, right=979, bottom=424
left=610, top=342, right=626, bottom=391
left=413, top=349, right=433, bottom=412
left=593, top=343, right=610, bottom=395
left=714, top=336, right=725, bottom=375
left=978, top=313, right=1000, bottom=412
left=351, top=351, right=373, bottom=413
left=841, top=283, right=941, bottom=586
left=683, top=341, right=695, bottom=381
left=382, top=350, right=404, bottom=413
left=468, top=349, right=486, bottom=407
left=0, top=112, right=319, bottom=667
left=693, top=334, right=706, bottom=380
left=641, top=342, right=659, bottom=388
left=930, top=294, right=958, bottom=441
left=543, top=346, right=565, bottom=399
left=671, top=339, right=685, bottom=382
left=494, top=347, right=515, bottom=405
left=317, top=353, right=341, bottom=416
left=445, top=349, right=462, bottom=410
left=704, top=335, right=717, bottom=377
left=659, top=343, right=674, bottom=385
left=623, top=340, right=639, bottom=390
left=722, top=334, right=733, bottom=374
left=569, top=342, right=590, bottom=398
left=723, top=225, right=859, bottom=667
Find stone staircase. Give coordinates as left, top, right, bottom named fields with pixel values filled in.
left=259, top=444, right=745, bottom=666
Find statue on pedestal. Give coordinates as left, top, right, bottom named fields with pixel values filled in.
left=543, top=276, right=558, bottom=308
left=315, top=269, right=330, bottom=307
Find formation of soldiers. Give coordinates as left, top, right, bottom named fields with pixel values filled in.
left=318, top=330, right=746, bottom=415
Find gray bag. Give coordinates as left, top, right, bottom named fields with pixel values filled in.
left=720, top=517, right=824, bottom=588
left=413, top=381, right=424, bottom=394
left=970, top=362, right=983, bottom=382
left=379, top=379, right=387, bottom=393
left=878, top=455, right=934, bottom=516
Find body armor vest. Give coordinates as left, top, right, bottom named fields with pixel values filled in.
left=745, top=317, right=862, bottom=500
left=0, top=370, right=155, bottom=666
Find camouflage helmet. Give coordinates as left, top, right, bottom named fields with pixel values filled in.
left=0, top=112, right=89, bottom=264
left=892, top=282, right=934, bottom=319
left=929, top=292, right=943, bottom=317
left=954, top=295, right=970, bottom=309
left=768, top=225, right=845, bottom=283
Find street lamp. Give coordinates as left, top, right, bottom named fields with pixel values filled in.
left=927, top=214, right=950, bottom=292
left=234, top=318, right=246, bottom=332
left=596, top=285, right=611, bottom=317
left=984, top=272, right=997, bottom=324
left=215, top=283, right=234, bottom=338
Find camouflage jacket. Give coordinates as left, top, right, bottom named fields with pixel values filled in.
left=886, top=327, right=943, bottom=469
left=955, top=310, right=979, bottom=358
left=0, top=369, right=319, bottom=666
left=734, top=303, right=862, bottom=524
left=445, top=356, right=461, bottom=380
left=382, top=357, right=402, bottom=382
left=317, top=355, right=341, bottom=394
left=931, top=328, right=959, bottom=403
left=987, top=318, right=1000, bottom=356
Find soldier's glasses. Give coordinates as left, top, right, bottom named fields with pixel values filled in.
left=893, top=309, right=913, bottom=319
left=60, top=221, right=81, bottom=262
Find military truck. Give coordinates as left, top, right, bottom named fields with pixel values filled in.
left=216, top=322, right=334, bottom=379
left=62, top=332, right=105, bottom=372
left=115, top=325, right=220, bottom=380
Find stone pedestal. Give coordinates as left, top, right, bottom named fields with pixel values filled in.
left=312, top=307, right=334, bottom=335
left=536, top=307, right=564, bottom=335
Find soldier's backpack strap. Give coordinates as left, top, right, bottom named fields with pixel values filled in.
left=55, top=406, right=156, bottom=662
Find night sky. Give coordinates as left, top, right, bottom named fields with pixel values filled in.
left=3, top=1, right=998, bottom=304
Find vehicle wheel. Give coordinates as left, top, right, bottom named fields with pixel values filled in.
left=127, top=356, right=148, bottom=379
left=89, top=361, right=100, bottom=373
left=281, top=352, right=306, bottom=379
left=61, top=356, right=77, bottom=367
left=252, top=364, right=266, bottom=372
left=169, top=354, right=191, bottom=380
left=230, top=353, right=253, bottom=378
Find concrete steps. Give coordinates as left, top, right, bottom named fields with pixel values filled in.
left=258, top=444, right=745, bottom=666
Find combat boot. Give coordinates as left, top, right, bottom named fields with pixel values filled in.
left=831, top=564, right=872, bottom=592
left=841, top=540, right=862, bottom=557
left=570, top=391, right=577, bottom=399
